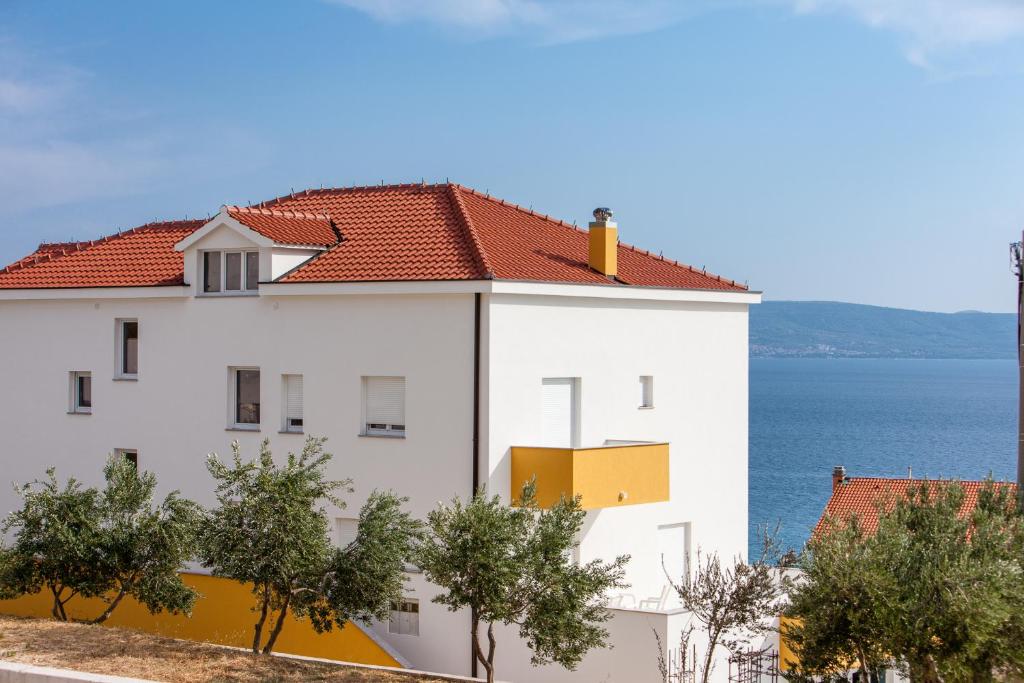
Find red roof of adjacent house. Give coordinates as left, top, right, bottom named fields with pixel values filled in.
left=0, top=221, right=203, bottom=289
left=814, top=476, right=1018, bottom=537
left=0, top=183, right=749, bottom=291
left=226, top=206, right=338, bottom=248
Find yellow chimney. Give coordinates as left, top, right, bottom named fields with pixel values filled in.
left=588, top=207, right=617, bottom=278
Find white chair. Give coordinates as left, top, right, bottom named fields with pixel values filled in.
left=639, top=585, right=670, bottom=611
left=607, top=593, right=636, bottom=609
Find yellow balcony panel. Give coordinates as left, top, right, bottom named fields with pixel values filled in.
left=510, top=442, right=669, bottom=510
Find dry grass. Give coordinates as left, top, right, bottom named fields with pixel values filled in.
left=0, top=615, right=455, bottom=682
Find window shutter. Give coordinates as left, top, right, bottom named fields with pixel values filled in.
left=541, top=378, right=574, bottom=447
left=285, top=375, right=303, bottom=420
left=366, top=377, right=405, bottom=425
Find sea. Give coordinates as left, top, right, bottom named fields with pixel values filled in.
left=748, top=358, right=1018, bottom=559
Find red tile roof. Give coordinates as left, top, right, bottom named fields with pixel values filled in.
left=0, top=183, right=749, bottom=291
left=226, top=206, right=338, bottom=248
left=0, top=221, right=203, bottom=289
left=814, top=476, right=1018, bottom=537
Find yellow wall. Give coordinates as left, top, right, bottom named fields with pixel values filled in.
left=0, top=573, right=402, bottom=668
left=511, top=443, right=670, bottom=509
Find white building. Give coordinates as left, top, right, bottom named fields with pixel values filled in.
left=0, top=182, right=759, bottom=682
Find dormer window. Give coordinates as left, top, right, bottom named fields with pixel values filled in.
left=202, top=250, right=259, bottom=295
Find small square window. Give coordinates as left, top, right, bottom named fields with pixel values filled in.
left=115, top=449, right=138, bottom=469
left=116, top=319, right=138, bottom=378
left=282, top=374, right=303, bottom=432
left=70, top=371, right=92, bottom=414
left=640, top=376, right=654, bottom=409
left=363, top=376, right=406, bottom=437
left=389, top=598, right=419, bottom=636
left=230, top=367, right=260, bottom=429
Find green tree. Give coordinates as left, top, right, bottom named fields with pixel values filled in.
left=417, top=482, right=628, bottom=683
left=0, top=455, right=202, bottom=623
left=784, top=481, right=1024, bottom=683
left=782, top=516, right=891, bottom=682
left=200, top=437, right=419, bottom=655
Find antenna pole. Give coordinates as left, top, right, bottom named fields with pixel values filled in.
left=1013, top=235, right=1024, bottom=509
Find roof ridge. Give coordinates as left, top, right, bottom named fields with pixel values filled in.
left=258, top=182, right=446, bottom=209
left=447, top=185, right=495, bottom=279
left=227, top=205, right=332, bottom=222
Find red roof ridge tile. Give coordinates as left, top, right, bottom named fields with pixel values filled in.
left=226, top=205, right=332, bottom=222
left=448, top=185, right=495, bottom=279
left=258, top=181, right=446, bottom=211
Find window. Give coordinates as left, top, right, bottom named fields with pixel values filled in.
left=389, top=599, right=419, bottom=636
left=202, top=251, right=258, bottom=294
left=282, top=374, right=303, bottom=432
left=116, top=449, right=138, bottom=469
left=230, top=368, right=260, bottom=428
left=640, top=375, right=654, bottom=408
left=116, top=319, right=138, bottom=378
left=363, top=376, right=405, bottom=436
left=335, top=517, right=358, bottom=549
left=69, top=371, right=92, bottom=414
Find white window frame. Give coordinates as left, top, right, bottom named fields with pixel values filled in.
left=200, top=250, right=260, bottom=296
left=228, top=366, right=261, bottom=430
left=388, top=598, right=420, bottom=636
left=69, top=371, right=92, bottom=414
left=361, top=376, right=406, bottom=437
left=115, top=318, right=139, bottom=380
left=639, top=375, right=654, bottom=409
left=115, top=448, right=138, bottom=469
left=281, top=374, right=304, bottom=433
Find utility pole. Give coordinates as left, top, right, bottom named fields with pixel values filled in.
left=1011, top=236, right=1024, bottom=508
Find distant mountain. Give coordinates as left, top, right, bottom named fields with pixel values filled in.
left=750, top=301, right=1016, bottom=359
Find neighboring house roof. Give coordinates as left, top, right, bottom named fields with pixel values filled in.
left=225, top=206, right=338, bottom=248
left=0, top=221, right=203, bottom=289
left=0, top=182, right=748, bottom=291
left=814, top=475, right=1018, bottom=537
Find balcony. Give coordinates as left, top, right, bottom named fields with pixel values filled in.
left=510, top=441, right=669, bottom=510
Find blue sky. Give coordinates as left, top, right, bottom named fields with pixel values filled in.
left=2, top=0, right=1023, bottom=312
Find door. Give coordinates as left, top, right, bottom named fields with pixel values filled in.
left=541, top=378, right=578, bottom=448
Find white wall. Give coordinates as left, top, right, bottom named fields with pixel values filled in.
left=0, top=285, right=751, bottom=682
left=0, top=290, right=477, bottom=676
left=484, top=292, right=750, bottom=681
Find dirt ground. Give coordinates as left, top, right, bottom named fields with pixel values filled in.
left=0, top=614, right=456, bottom=682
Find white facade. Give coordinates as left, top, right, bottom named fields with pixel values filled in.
left=0, top=221, right=759, bottom=681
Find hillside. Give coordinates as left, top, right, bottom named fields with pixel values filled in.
left=750, top=301, right=1015, bottom=359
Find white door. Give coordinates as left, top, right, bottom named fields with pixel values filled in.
left=657, top=522, right=692, bottom=591
left=541, top=378, right=577, bottom=447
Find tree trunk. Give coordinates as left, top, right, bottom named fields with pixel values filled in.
left=471, top=616, right=495, bottom=683
left=262, top=591, right=292, bottom=655
left=701, top=633, right=719, bottom=683
left=486, top=623, right=497, bottom=683
left=49, top=585, right=69, bottom=622
left=252, top=591, right=270, bottom=654
left=91, top=585, right=129, bottom=625
left=910, top=656, right=940, bottom=683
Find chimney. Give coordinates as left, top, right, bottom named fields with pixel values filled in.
left=588, top=207, right=617, bottom=278
left=832, top=465, right=846, bottom=492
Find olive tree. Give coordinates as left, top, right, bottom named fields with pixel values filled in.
left=0, top=455, right=202, bottom=623
left=200, top=437, right=420, bottom=655
left=417, top=482, right=629, bottom=683
left=785, top=481, right=1024, bottom=683
left=669, top=529, right=785, bottom=683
